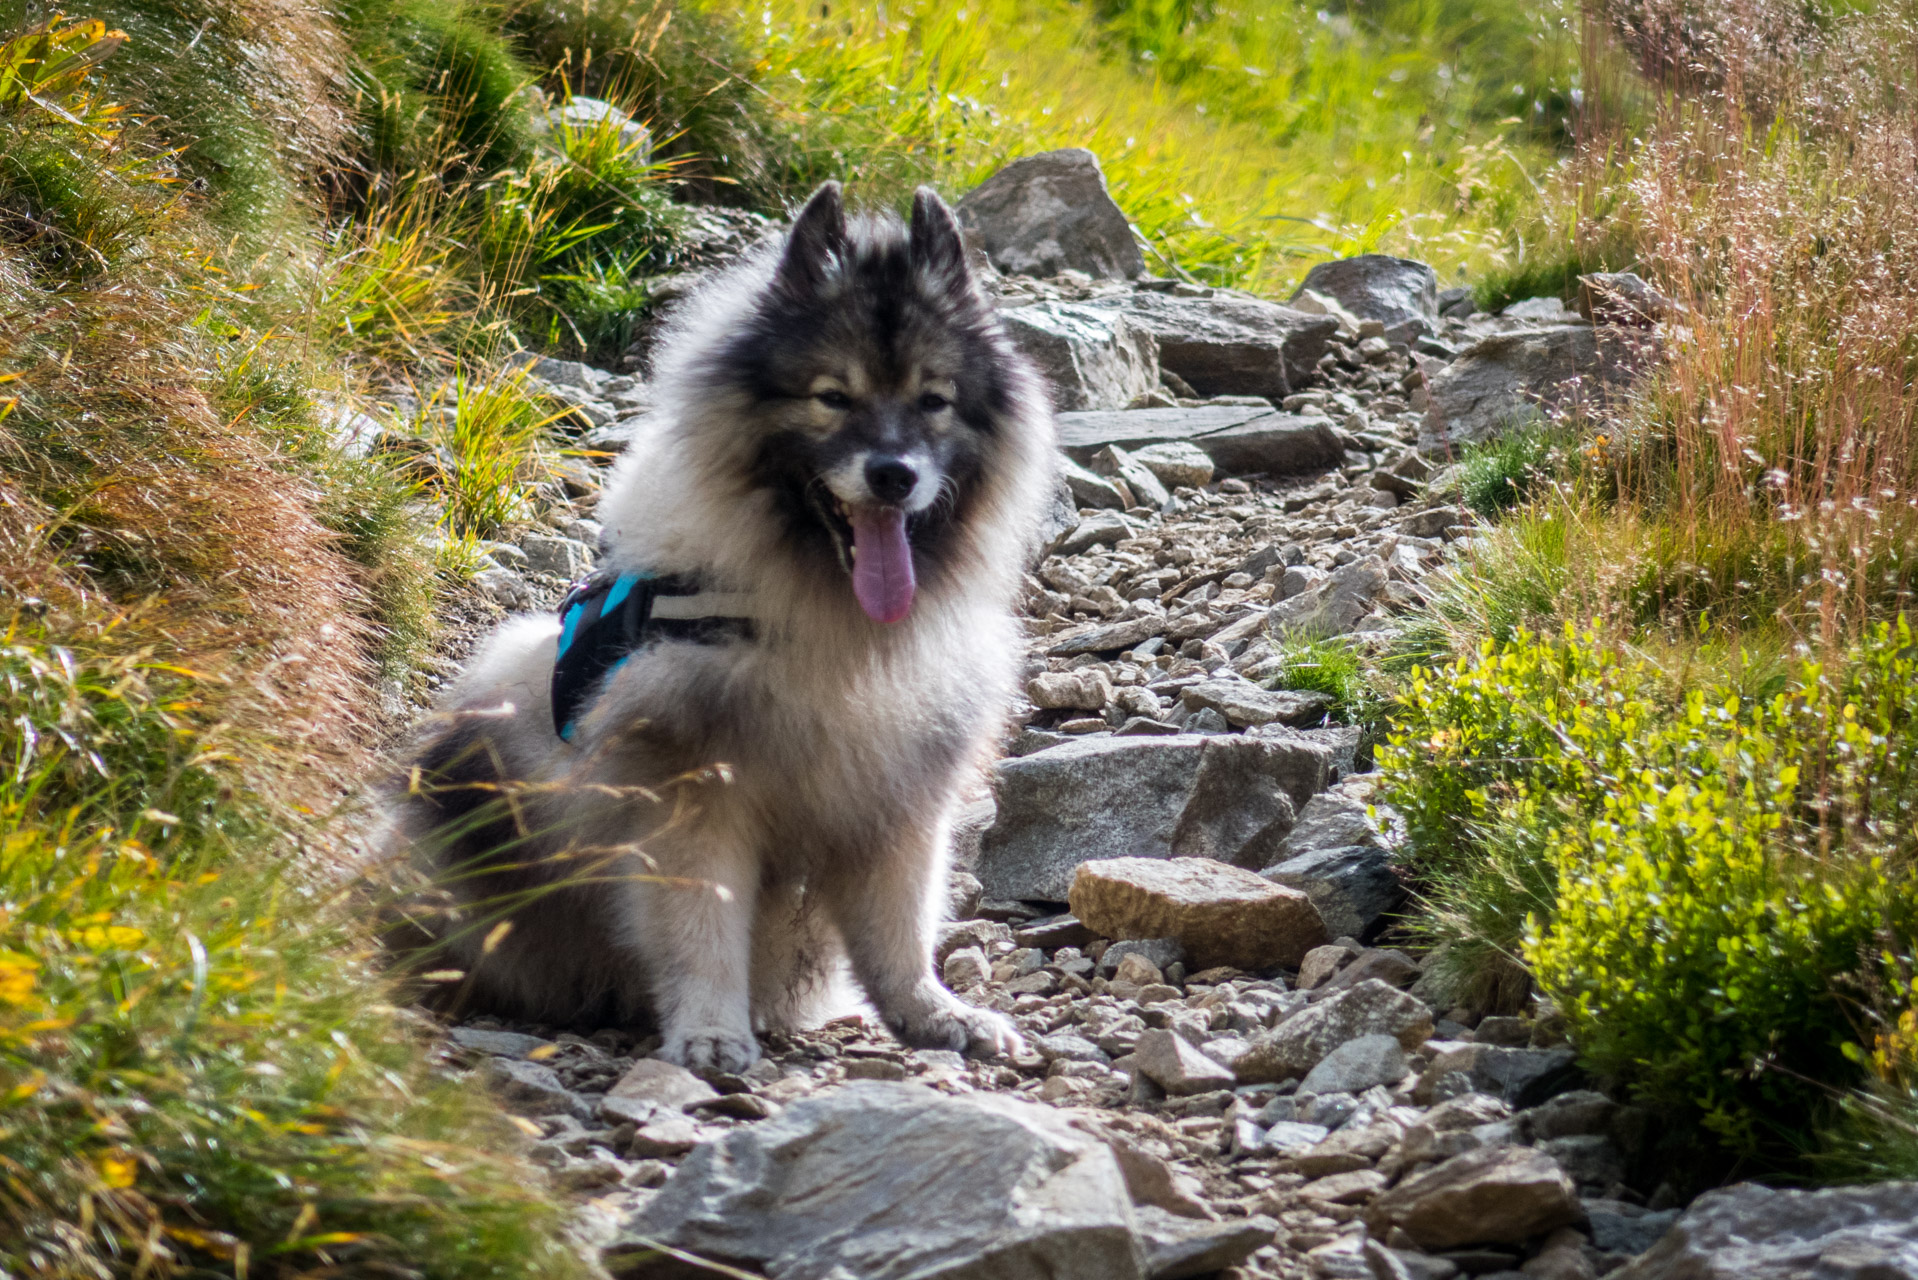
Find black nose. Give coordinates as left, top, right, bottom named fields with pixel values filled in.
left=865, top=455, right=918, bottom=504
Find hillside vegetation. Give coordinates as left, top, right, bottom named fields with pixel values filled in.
left=2, top=0, right=1913, bottom=1273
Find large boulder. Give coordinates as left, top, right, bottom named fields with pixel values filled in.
left=1070, top=857, right=1327, bottom=971
left=1420, top=325, right=1651, bottom=454
left=1091, top=292, right=1336, bottom=400
left=1055, top=407, right=1343, bottom=478
left=1290, top=255, right=1438, bottom=345
left=1002, top=303, right=1160, bottom=411
left=977, top=734, right=1333, bottom=903
left=957, top=149, right=1145, bottom=280
left=1611, top=1181, right=1918, bottom=1280
left=613, top=1082, right=1147, bottom=1279
left=1364, top=1145, right=1581, bottom=1251
left=1236, top=979, right=1433, bottom=1082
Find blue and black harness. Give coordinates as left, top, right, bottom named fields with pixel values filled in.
left=550, top=570, right=755, bottom=741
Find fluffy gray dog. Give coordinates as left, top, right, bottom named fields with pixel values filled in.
left=390, top=183, right=1055, bottom=1071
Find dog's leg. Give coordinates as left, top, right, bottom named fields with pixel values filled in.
left=821, top=817, right=1023, bottom=1058
left=619, top=834, right=762, bottom=1071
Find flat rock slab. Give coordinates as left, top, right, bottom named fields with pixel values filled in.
left=1364, top=1144, right=1580, bottom=1251
left=1088, top=293, right=1336, bottom=400
left=957, top=148, right=1145, bottom=281
left=1611, top=1181, right=1918, bottom=1280
left=614, top=1081, right=1146, bottom=1280
left=1055, top=408, right=1343, bottom=477
left=977, top=734, right=1332, bottom=902
left=1236, top=978, right=1433, bottom=1082
left=1069, top=856, right=1327, bottom=971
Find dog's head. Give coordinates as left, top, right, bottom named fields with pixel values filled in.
left=703, top=183, right=1028, bottom=624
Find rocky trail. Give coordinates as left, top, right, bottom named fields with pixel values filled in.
left=375, top=152, right=1914, bottom=1280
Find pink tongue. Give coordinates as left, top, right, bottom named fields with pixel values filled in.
left=849, top=508, right=916, bottom=623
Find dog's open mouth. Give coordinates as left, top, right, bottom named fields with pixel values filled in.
left=817, top=494, right=918, bottom=624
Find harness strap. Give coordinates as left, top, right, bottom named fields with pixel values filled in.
left=550, top=570, right=755, bottom=740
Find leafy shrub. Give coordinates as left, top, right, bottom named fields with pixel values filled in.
left=1380, top=621, right=1918, bottom=1167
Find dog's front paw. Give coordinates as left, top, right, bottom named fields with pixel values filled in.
left=659, top=1025, right=762, bottom=1073
left=895, top=994, right=1026, bottom=1060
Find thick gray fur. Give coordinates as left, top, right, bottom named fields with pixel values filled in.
left=387, top=184, right=1056, bottom=1072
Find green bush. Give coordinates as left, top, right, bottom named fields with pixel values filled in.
left=1379, top=620, right=1918, bottom=1167
left=1460, top=425, right=1566, bottom=520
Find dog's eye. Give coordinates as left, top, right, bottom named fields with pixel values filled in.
left=816, top=390, right=852, bottom=410
left=918, top=392, right=950, bottom=412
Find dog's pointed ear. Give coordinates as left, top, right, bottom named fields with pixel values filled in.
left=909, top=186, right=968, bottom=285
left=776, top=182, right=848, bottom=296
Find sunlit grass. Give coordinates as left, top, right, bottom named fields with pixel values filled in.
left=734, top=0, right=1569, bottom=290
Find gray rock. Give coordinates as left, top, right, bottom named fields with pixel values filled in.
left=1095, top=292, right=1336, bottom=399
left=1583, top=1199, right=1679, bottom=1258
left=1054, top=406, right=1345, bottom=479
left=1037, top=1033, right=1112, bottom=1066
left=1134, top=1205, right=1278, bottom=1280
left=1179, top=679, right=1331, bottom=729
left=521, top=534, right=594, bottom=578
left=1056, top=404, right=1275, bottom=459
left=478, top=1057, right=591, bottom=1121
left=1420, top=326, right=1651, bottom=454
left=1131, top=441, right=1214, bottom=489
left=1004, top=303, right=1161, bottom=411
left=449, top=1027, right=554, bottom=1058
left=1253, top=1119, right=1331, bottom=1155
left=1060, top=455, right=1132, bottom=509
left=950, top=798, right=997, bottom=876
left=1539, top=1134, right=1626, bottom=1192
left=1291, top=255, right=1439, bottom=345
left=1418, top=1044, right=1581, bottom=1108
left=616, top=1082, right=1146, bottom=1278
left=1278, top=790, right=1394, bottom=857
left=1576, top=271, right=1676, bottom=327
left=1502, top=294, right=1581, bottom=323
left=1047, top=612, right=1167, bottom=657
left=1054, top=509, right=1137, bottom=556
left=978, top=734, right=1329, bottom=901
left=1099, top=938, right=1187, bottom=977
left=1132, top=1028, right=1238, bottom=1096
left=957, top=148, right=1145, bottom=280
left=508, top=351, right=603, bottom=393
left=1297, top=1033, right=1408, bottom=1096
left=1268, top=556, right=1388, bottom=638
left=942, top=946, right=991, bottom=989
left=947, top=869, right=985, bottom=921
left=473, top=566, right=535, bottom=610
left=1364, top=1145, right=1580, bottom=1251
left=1040, top=471, right=1081, bottom=550
left=1090, top=444, right=1172, bottom=509
left=1263, top=845, right=1403, bottom=942
left=1237, top=979, right=1434, bottom=1083
left=1611, top=1182, right=1918, bottom=1280
left=1312, top=947, right=1420, bottom=997
left=607, top=1058, right=721, bottom=1112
